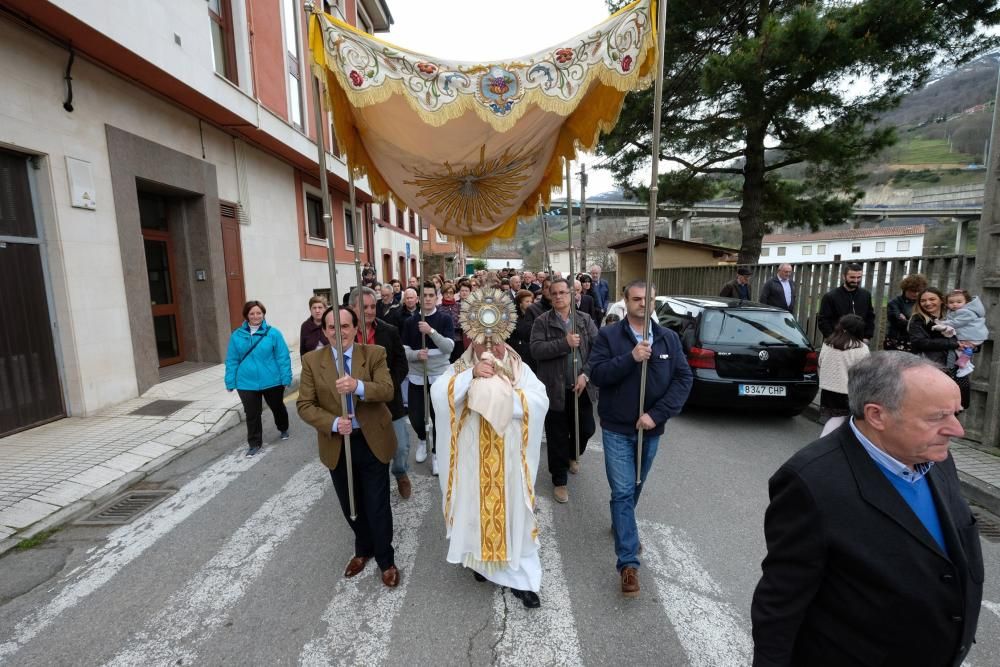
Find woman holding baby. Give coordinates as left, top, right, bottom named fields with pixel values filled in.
left=907, top=287, right=986, bottom=409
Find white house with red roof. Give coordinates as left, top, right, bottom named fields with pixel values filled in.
left=758, top=225, right=926, bottom=264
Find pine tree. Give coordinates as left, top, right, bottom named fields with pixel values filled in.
left=599, top=0, right=999, bottom=263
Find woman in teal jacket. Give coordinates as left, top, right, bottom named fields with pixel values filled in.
left=225, top=300, right=293, bottom=456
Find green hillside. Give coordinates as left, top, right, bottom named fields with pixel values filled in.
left=890, top=138, right=979, bottom=165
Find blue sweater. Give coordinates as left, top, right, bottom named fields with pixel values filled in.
left=875, top=462, right=949, bottom=556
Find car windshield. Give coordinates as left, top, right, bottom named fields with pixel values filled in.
left=700, top=309, right=810, bottom=347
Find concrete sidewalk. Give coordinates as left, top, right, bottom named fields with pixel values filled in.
left=3, top=368, right=999, bottom=553
left=0, top=357, right=300, bottom=554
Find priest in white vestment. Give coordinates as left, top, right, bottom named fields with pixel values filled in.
left=431, top=288, right=549, bottom=608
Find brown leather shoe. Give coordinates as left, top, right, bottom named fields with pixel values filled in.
left=397, top=474, right=412, bottom=499
left=621, top=566, right=640, bottom=598
left=553, top=485, right=569, bottom=503
left=343, top=556, right=370, bottom=578
left=569, top=459, right=580, bottom=474
left=381, top=565, right=400, bottom=588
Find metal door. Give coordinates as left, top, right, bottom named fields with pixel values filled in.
left=0, top=150, right=64, bottom=435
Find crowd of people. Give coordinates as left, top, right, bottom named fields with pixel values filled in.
left=217, top=259, right=985, bottom=664
left=719, top=262, right=987, bottom=413
left=221, top=263, right=689, bottom=606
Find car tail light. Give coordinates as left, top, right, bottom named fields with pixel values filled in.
left=688, top=347, right=716, bottom=369
left=804, top=351, right=818, bottom=373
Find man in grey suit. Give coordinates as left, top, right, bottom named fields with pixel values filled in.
left=751, top=352, right=983, bottom=666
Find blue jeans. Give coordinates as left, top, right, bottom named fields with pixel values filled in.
left=390, top=417, right=410, bottom=477
left=603, top=428, right=660, bottom=571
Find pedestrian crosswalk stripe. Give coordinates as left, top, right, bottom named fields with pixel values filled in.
left=0, top=448, right=263, bottom=662
left=104, top=463, right=329, bottom=666
left=298, top=475, right=433, bottom=666
left=638, top=520, right=752, bottom=667
left=491, top=496, right=583, bottom=666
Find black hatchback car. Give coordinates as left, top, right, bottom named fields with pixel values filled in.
left=655, top=296, right=818, bottom=415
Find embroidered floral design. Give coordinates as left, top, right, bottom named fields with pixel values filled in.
left=488, top=75, right=511, bottom=96
left=555, top=48, right=574, bottom=64
left=317, top=0, right=653, bottom=118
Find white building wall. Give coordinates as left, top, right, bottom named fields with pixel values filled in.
left=759, top=234, right=925, bottom=265
left=548, top=250, right=582, bottom=276
left=0, top=18, right=368, bottom=414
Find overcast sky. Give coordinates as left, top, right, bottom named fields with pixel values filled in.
left=384, top=0, right=626, bottom=197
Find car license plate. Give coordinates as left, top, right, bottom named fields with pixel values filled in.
left=739, top=384, right=787, bottom=397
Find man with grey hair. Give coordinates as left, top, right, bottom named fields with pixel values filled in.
left=349, top=286, right=412, bottom=498
left=751, top=352, right=983, bottom=666
left=759, top=263, right=795, bottom=312
left=590, top=264, right=610, bottom=313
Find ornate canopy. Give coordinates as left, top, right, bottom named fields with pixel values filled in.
left=307, top=0, right=658, bottom=251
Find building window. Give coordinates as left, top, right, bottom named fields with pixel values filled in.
left=875, top=241, right=886, bottom=252
left=283, top=0, right=304, bottom=130
left=777, top=246, right=786, bottom=256
left=358, top=4, right=373, bottom=33
left=897, top=240, right=910, bottom=252
left=760, top=247, right=770, bottom=257
left=306, top=194, right=326, bottom=240
left=801, top=245, right=812, bottom=255
left=436, top=231, right=447, bottom=243
left=408, top=211, right=416, bottom=235
left=396, top=208, right=404, bottom=228
left=208, top=0, right=238, bottom=83
left=380, top=202, right=389, bottom=222
left=817, top=244, right=826, bottom=255
left=851, top=243, right=861, bottom=253
left=344, top=207, right=361, bottom=248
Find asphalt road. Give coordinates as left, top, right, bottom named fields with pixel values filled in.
left=1, top=404, right=998, bottom=666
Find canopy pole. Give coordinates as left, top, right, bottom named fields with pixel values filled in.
left=349, top=167, right=366, bottom=335
left=636, top=0, right=669, bottom=486
left=539, top=201, right=551, bottom=277
left=565, top=159, right=581, bottom=465
left=307, top=7, right=357, bottom=519
left=420, top=221, right=434, bottom=470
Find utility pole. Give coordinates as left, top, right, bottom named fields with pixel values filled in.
left=577, top=163, right=588, bottom=276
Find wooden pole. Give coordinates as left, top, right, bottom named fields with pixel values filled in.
left=565, top=159, right=581, bottom=464
left=636, top=0, right=669, bottom=486
left=307, top=2, right=356, bottom=518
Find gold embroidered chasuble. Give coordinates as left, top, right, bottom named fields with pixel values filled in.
left=432, top=346, right=549, bottom=588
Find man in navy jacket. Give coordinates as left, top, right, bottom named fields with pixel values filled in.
left=589, top=280, right=693, bottom=598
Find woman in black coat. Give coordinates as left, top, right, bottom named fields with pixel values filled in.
left=884, top=273, right=927, bottom=351
left=908, top=287, right=967, bottom=407
left=509, top=289, right=537, bottom=370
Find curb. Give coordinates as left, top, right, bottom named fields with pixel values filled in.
left=0, top=406, right=247, bottom=557
left=957, top=471, right=1000, bottom=517
left=803, top=401, right=1000, bottom=512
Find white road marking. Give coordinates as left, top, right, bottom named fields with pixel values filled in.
left=103, top=463, right=329, bottom=666
left=638, top=519, right=753, bottom=667
left=984, top=600, right=1000, bottom=619
left=298, top=475, right=433, bottom=666
left=0, top=449, right=263, bottom=662
left=491, top=497, right=583, bottom=666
